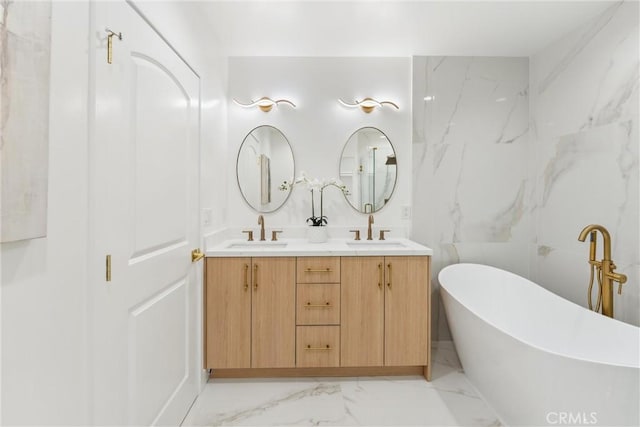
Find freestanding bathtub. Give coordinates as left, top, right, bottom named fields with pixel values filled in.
left=439, top=263, right=639, bottom=426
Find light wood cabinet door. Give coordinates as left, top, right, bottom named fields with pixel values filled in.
left=206, top=257, right=252, bottom=369
left=384, top=256, right=430, bottom=366
left=251, top=257, right=296, bottom=368
left=341, top=256, right=385, bottom=366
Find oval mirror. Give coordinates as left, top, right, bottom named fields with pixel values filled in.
left=339, top=127, right=397, bottom=213
left=236, top=125, right=294, bottom=212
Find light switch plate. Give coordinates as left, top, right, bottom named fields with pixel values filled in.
left=203, top=208, right=212, bottom=226
left=401, top=205, right=412, bottom=220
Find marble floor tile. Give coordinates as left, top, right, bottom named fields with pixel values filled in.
left=181, top=343, right=501, bottom=427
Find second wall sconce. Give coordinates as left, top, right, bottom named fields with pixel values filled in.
left=338, top=97, right=399, bottom=114
left=233, top=97, right=296, bottom=112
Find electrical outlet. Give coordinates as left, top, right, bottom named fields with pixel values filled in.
left=401, top=205, right=412, bottom=220
left=203, top=208, right=212, bottom=226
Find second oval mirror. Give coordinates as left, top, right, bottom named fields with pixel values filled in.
left=339, top=127, right=397, bottom=213
left=236, top=125, right=294, bottom=213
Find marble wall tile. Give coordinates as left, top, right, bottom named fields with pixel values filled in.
left=531, top=2, right=638, bottom=141
left=416, top=2, right=639, bottom=336
left=530, top=1, right=639, bottom=326
left=412, top=56, right=530, bottom=340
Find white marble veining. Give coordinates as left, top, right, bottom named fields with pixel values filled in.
left=414, top=1, right=639, bottom=337
left=206, top=237, right=432, bottom=257
left=181, top=343, right=501, bottom=427
left=412, top=56, right=530, bottom=340
left=530, top=1, right=639, bottom=326
left=531, top=1, right=638, bottom=140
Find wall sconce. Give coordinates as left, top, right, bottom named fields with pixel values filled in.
left=338, top=97, right=399, bottom=114
left=233, top=97, right=296, bottom=112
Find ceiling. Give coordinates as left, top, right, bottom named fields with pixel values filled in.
left=192, top=0, right=614, bottom=57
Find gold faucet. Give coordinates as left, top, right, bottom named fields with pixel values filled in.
left=367, top=215, right=374, bottom=240
left=578, top=224, right=627, bottom=318
left=258, top=215, right=266, bottom=241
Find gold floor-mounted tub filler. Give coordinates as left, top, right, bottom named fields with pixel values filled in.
left=578, top=224, right=627, bottom=318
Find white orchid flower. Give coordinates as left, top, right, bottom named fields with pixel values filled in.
left=308, top=178, right=322, bottom=191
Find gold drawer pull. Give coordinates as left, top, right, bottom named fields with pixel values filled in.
left=305, top=344, right=332, bottom=350
left=305, top=268, right=333, bottom=273
left=305, top=301, right=332, bottom=308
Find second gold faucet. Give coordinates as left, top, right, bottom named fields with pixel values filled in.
left=258, top=215, right=266, bottom=241
left=367, top=214, right=374, bottom=240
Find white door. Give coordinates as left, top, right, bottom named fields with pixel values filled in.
left=90, top=1, right=201, bottom=425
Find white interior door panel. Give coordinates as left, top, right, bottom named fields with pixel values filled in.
left=91, top=1, right=200, bottom=425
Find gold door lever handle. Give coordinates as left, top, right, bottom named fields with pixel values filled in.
left=191, top=249, right=205, bottom=263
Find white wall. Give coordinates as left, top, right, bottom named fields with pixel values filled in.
left=225, top=57, right=411, bottom=238
left=1, top=1, right=227, bottom=424
left=1, top=2, right=91, bottom=424
left=412, top=56, right=530, bottom=340
left=529, top=1, right=639, bottom=326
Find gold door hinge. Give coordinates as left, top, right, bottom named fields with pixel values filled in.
left=106, top=254, right=112, bottom=282
left=106, top=28, right=122, bottom=64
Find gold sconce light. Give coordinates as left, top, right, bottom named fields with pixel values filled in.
left=338, top=97, right=399, bottom=114
left=233, top=97, right=296, bottom=112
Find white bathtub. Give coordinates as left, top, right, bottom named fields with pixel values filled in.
left=439, top=263, right=639, bottom=427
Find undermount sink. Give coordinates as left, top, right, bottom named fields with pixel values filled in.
left=226, top=242, right=288, bottom=249
left=346, top=241, right=407, bottom=248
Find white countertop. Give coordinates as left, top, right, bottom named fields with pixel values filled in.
left=206, top=237, right=433, bottom=257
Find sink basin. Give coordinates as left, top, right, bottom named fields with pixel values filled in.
left=226, top=242, right=288, bottom=249
left=346, top=241, right=407, bottom=248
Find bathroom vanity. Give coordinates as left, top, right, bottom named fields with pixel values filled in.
left=204, top=238, right=432, bottom=380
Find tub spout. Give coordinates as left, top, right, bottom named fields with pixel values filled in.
left=578, top=224, right=611, bottom=260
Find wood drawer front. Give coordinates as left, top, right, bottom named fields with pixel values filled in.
left=297, top=257, right=340, bottom=283
left=296, top=283, right=340, bottom=325
left=296, top=326, right=340, bottom=368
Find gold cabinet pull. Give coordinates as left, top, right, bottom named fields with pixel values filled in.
left=305, top=268, right=333, bottom=273
left=305, top=344, right=332, bottom=350
left=244, top=264, right=249, bottom=291
left=253, top=264, right=258, bottom=290
left=304, top=301, right=332, bottom=308
left=378, top=263, right=383, bottom=288
left=387, top=263, right=392, bottom=289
